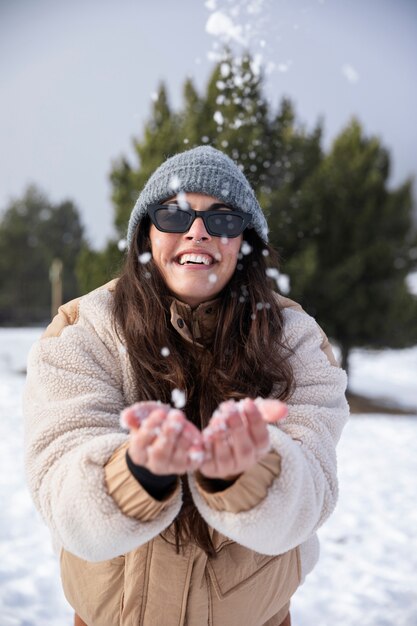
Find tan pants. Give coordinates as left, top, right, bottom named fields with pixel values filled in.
left=74, top=612, right=291, bottom=626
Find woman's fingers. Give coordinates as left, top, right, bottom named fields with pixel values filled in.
left=169, top=420, right=202, bottom=473
left=254, top=398, right=288, bottom=423
left=239, top=398, right=271, bottom=456
left=120, top=401, right=170, bottom=431
left=147, top=410, right=204, bottom=475
left=128, top=408, right=169, bottom=465
left=147, top=409, right=186, bottom=473
left=201, top=405, right=238, bottom=477
left=124, top=397, right=287, bottom=475
left=125, top=404, right=205, bottom=474
left=226, top=406, right=256, bottom=465
left=200, top=397, right=284, bottom=478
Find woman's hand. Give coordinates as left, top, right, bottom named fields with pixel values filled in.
left=120, top=397, right=287, bottom=478
left=199, top=398, right=288, bottom=480
left=121, top=402, right=204, bottom=475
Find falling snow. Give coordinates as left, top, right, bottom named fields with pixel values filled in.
left=138, top=251, right=152, bottom=264
left=342, top=63, right=359, bottom=83
left=169, top=175, right=181, bottom=191
left=171, top=388, right=186, bottom=409
left=205, top=11, right=246, bottom=46
left=240, top=241, right=253, bottom=255
left=213, top=110, right=224, bottom=125
left=266, top=267, right=290, bottom=294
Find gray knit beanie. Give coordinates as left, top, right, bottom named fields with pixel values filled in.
left=126, top=146, right=269, bottom=246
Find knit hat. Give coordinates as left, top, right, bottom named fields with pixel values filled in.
left=126, top=146, right=269, bottom=246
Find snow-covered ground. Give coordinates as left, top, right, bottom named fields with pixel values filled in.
left=1, top=328, right=416, bottom=626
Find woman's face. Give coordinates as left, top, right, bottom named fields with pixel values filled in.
left=149, top=192, right=243, bottom=307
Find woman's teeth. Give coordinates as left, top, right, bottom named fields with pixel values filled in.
left=178, top=254, right=213, bottom=265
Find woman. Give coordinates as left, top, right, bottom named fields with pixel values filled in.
left=24, top=146, right=349, bottom=626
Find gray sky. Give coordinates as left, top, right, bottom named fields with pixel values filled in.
left=1, top=0, right=416, bottom=248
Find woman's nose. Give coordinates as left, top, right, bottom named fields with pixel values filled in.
left=184, top=216, right=211, bottom=241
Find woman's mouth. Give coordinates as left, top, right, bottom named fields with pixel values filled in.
left=176, top=253, right=215, bottom=266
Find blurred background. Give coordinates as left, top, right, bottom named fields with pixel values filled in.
left=1, top=1, right=416, bottom=625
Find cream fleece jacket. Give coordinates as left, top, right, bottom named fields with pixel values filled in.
left=23, top=284, right=349, bottom=583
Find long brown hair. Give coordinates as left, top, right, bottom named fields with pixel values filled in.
left=113, top=216, right=294, bottom=557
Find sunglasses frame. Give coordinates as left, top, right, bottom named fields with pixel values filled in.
left=147, top=203, right=251, bottom=238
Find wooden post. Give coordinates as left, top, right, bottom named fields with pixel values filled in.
left=49, top=258, right=63, bottom=319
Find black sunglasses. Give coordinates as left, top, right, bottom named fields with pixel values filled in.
left=147, top=203, right=251, bottom=238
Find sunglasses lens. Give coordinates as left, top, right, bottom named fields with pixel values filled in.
left=154, top=206, right=191, bottom=232
left=149, top=205, right=248, bottom=237
left=207, top=213, right=245, bottom=237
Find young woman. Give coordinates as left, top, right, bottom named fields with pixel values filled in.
left=24, top=146, right=349, bottom=626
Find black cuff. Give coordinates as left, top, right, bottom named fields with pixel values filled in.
left=125, top=451, right=177, bottom=501
left=202, top=477, right=237, bottom=492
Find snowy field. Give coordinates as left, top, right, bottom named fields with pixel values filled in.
left=1, top=328, right=416, bottom=626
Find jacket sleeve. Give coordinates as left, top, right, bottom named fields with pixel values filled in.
left=23, top=298, right=182, bottom=563
left=188, top=308, right=349, bottom=556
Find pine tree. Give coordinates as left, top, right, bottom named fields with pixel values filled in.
left=0, top=185, right=85, bottom=324
left=110, top=83, right=183, bottom=239
left=261, top=98, right=323, bottom=258
left=76, top=241, right=122, bottom=295
left=285, top=119, right=417, bottom=372
left=87, top=55, right=417, bottom=378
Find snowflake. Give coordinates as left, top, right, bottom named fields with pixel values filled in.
left=138, top=252, right=151, bottom=264
left=171, top=388, right=186, bottom=409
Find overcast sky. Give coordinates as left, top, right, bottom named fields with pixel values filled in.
left=1, top=0, right=416, bottom=248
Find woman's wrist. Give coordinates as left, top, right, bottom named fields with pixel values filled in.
left=197, top=472, right=242, bottom=492
left=125, top=450, right=177, bottom=500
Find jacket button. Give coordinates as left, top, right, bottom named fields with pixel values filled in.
left=177, top=318, right=185, bottom=328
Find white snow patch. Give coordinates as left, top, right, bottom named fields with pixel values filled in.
left=348, top=346, right=417, bottom=410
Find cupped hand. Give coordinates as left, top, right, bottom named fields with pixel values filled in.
left=199, top=397, right=288, bottom=480
left=121, top=401, right=204, bottom=475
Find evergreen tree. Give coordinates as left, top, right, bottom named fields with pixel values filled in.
left=109, top=51, right=321, bottom=247
left=284, top=119, right=417, bottom=372
left=76, top=240, right=122, bottom=295
left=87, top=54, right=417, bottom=379
left=260, top=97, right=323, bottom=258
left=110, top=83, right=183, bottom=239
left=0, top=185, right=85, bottom=324
left=181, top=77, right=205, bottom=146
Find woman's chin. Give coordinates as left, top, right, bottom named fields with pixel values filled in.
left=171, top=284, right=221, bottom=307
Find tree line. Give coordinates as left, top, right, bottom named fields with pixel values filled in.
left=1, top=53, right=416, bottom=373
